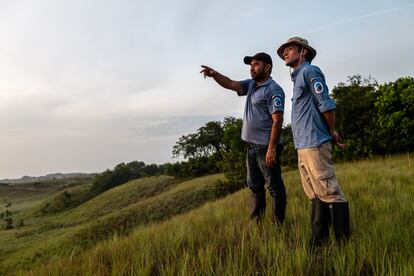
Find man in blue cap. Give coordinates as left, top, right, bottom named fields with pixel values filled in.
left=200, top=52, right=287, bottom=225
left=277, top=37, right=350, bottom=245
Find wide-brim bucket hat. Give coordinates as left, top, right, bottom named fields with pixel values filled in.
left=277, top=36, right=317, bottom=62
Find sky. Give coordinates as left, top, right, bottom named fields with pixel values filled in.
left=0, top=0, right=413, bottom=179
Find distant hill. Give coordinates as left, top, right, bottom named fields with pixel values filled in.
left=1, top=173, right=96, bottom=184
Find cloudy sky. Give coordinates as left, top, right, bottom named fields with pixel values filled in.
left=0, top=0, right=413, bottom=178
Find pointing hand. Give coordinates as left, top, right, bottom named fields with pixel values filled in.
left=200, top=65, right=217, bottom=78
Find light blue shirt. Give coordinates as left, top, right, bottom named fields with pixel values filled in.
left=291, top=62, right=336, bottom=149
left=238, top=77, right=285, bottom=145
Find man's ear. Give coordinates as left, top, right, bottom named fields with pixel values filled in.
left=265, top=63, right=272, bottom=74
left=302, top=48, right=308, bottom=58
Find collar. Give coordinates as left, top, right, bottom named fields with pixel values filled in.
left=291, top=62, right=309, bottom=81
left=255, top=76, right=273, bottom=87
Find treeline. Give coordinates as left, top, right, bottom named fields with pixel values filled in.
left=163, top=75, right=414, bottom=183
left=90, top=161, right=167, bottom=193
left=333, top=75, right=413, bottom=159
left=91, top=75, right=413, bottom=192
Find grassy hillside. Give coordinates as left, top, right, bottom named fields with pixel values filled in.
left=21, top=154, right=414, bottom=275
left=0, top=174, right=233, bottom=274
left=0, top=177, right=92, bottom=216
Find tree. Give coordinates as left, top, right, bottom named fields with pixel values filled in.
left=5, top=217, right=13, bottom=229
left=140, top=164, right=160, bottom=177
left=222, top=117, right=244, bottom=153
left=173, top=121, right=223, bottom=159
left=219, top=117, right=245, bottom=188
left=280, top=124, right=297, bottom=168
left=2, top=209, right=13, bottom=230
left=171, top=120, right=225, bottom=177
left=90, top=161, right=164, bottom=193
left=331, top=75, right=379, bottom=159
left=372, top=77, right=414, bottom=154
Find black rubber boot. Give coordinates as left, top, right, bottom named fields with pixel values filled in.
left=250, top=193, right=266, bottom=223
left=311, top=198, right=331, bottom=246
left=272, top=195, right=286, bottom=225
left=330, top=202, right=350, bottom=243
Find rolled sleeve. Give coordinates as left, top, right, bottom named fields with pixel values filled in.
left=305, top=68, right=336, bottom=112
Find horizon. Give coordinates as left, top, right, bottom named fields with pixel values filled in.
left=0, top=0, right=413, bottom=179
left=0, top=171, right=97, bottom=181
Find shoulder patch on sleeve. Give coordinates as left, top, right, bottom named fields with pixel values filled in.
left=311, top=77, right=325, bottom=94
left=272, top=95, right=282, bottom=107
left=313, top=81, right=324, bottom=94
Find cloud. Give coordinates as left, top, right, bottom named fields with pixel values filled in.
left=135, top=115, right=234, bottom=138
left=0, top=0, right=412, bottom=178
left=309, top=3, right=414, bottom=33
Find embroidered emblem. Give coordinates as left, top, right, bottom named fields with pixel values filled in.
left=273, top=96, right=282, bottom=107
left=313, top=82, right=324, bottom=94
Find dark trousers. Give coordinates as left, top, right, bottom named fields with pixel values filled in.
left=246, top=143, right=286, bottom=197
left=246, top=143, right=287, bottom=223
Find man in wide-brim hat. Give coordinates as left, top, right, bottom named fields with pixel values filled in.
left=277, top=36, right=317, bottom=64
left=277, top=36, right=351, bottom=246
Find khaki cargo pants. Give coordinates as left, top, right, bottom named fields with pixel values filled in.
left=298, top=141, right=347, bottom=203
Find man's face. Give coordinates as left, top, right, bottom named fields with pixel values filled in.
left=282, top=44, right=306, bottom=68
left=250, top=59, right=270, bottom=82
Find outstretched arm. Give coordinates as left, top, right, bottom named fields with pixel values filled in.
left=200, top=65, right=242, bottom=93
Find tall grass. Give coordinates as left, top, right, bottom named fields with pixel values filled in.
left=22, top=154, right=413, bottom=275
left=1, top=174, right=234, bottom=274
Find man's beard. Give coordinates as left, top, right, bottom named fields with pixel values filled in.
left=252, top=71, right=266, bottom=82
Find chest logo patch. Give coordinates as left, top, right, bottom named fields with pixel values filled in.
left=313, top=82, right=324, bottom=94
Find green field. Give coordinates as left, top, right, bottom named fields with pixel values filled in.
left=0, top=174, right=235, bottom=274
left=1, top=154, right=413, bottom=275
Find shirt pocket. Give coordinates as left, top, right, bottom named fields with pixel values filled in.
left=292, top=84, right=305, bottom=101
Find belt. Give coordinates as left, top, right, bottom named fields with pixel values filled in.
left=245, top=142, right=268, bottom=150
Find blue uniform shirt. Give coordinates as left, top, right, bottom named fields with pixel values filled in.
left=291, top=62, right=336, bottom=149
left=238, top=77, right=285, bottom=145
